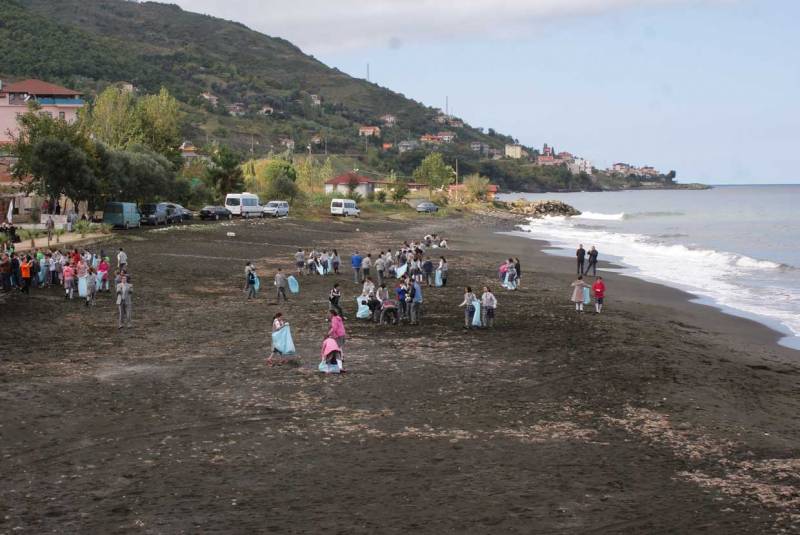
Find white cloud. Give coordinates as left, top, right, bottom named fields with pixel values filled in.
left=172, top=0, right=723, bottom=53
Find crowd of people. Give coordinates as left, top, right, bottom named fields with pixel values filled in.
left=0, top=246, right=135, bottom=328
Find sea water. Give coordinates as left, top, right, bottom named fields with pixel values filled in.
left=500, top=185, right=800, bottom=350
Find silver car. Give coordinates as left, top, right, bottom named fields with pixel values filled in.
left=416, top=201, right=439, bottom=213
left=262, top=200, right=290, bottom=218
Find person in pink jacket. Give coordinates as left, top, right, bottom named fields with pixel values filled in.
left=327, top=309, right=347, bottom=371
left=62, top=263, right=75, bottom=300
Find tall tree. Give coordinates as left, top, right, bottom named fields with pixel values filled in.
left=413, top=152, right=455, bottom=197
left=205, top=146, right=244, bottom=197
left=29, top=137, right=96, bottom=204
left=135, top=87, right=182, bottom=162
left=86, top=86, right=139, bottom=149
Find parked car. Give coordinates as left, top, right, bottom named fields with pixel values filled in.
left=224, top=192, right=261, bottom=218
left=330, top=198, right=360, bottom=217
left=102, top=202, right=141, bottom=229
left=416, top=201, right=439, bottom=213
left=199, top=206, right=233, bottom=220
left=262, top=200, right=290, bottom=218
left=165, top=203, right=192, bottom=221
left=140, top=202, right=170, bottom=225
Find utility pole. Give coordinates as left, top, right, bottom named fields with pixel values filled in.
left=446, top=96, right=449, bottom=117
left=367, top=63, right=370, bottom=82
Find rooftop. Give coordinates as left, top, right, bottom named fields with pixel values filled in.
left=1, top=79, right=81, bottom=97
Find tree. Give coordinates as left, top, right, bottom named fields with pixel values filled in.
left=206, top=146, right=244, bottom=197
left=265, top=175, right=298, bottom=202
left=29, top=137, right=97, bottom=205
left=392, top=183, right=410, bottom=203
left=135, top=87, right=182, bottom=162
left=86, top=86, right=139, bottom=149
left=295, top=157, right=322, bottom=194
left=413, top=152, right=455, bottom=197
left=319, top=157, right=335, bottom=185
left=463, top=174, right=491, bottom=202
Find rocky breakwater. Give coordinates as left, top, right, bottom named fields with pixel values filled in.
left=507, top=199, right=581, bottom=218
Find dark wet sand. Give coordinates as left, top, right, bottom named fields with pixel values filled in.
left=1, top=212, right=798, bottom=533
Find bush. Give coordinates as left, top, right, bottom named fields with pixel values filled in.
left=392, top=184, right=410, bottom=203
left=265, top=175, right=299, bottom=202
left=376, top=190, right=387, bottom=203
left=431, top=191, right=449, bottom=207
left=74, top=220, right=92, bottom=237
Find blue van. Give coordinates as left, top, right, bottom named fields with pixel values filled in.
left=103, top=202, right=141, bottom=229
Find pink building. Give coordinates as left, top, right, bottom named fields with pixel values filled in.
left=0, top=79, right=84, bottom=145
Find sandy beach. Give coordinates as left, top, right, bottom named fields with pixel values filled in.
left=1, top=212, right=799, bottom=533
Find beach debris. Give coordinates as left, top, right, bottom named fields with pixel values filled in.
left=504, top=199, right=581, bottom=218
left=226, top=232, right=236, bottom=237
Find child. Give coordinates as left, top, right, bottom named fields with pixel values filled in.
left=85, top=267, right=97, bottom=307
left=63, top=262, right=75, bottom=299
left=570, top=276, right=590, bottom=312
left=592, top=276, right=606, bottom=313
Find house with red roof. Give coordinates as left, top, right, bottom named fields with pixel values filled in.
left=325, top=172, right=384, bottom=197
left=0, top=79, right=85, bottom=145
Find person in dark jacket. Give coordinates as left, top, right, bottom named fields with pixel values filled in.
left=576, top=244, right=586, bottom=275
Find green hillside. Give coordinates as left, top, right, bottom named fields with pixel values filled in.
left=0, top=0, right=507, bottom=154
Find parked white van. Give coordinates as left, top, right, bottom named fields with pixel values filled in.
left=225, top=193, right=261, bottom=218
left=262, top=200, right=290, bottom=218
left=330, top=198, right=360, bottom=217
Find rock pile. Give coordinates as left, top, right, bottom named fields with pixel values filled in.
left=506, top=199, right=581, bottom=218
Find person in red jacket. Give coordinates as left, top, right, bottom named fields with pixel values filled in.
left=592, top=276, right=606, bottom=313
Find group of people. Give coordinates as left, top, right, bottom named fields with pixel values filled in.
left=572, top=244, right=606, bottom=313
left=1, top=246, right=135, bottom=327
left=294, top=249, right=342, bottom=277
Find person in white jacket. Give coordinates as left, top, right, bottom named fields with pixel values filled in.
left=481, top=286, right=497, bottom=328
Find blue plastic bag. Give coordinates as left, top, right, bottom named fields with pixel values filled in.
left=318, top=361, right=341, bottom=374
left=78, top=276, right=88, bottom=297
left=435, top=269, right=443, bottom=287
left=327, top=258, right=333, bottom=272
left=253, top=275, right=261, bottom=292
left=356, top=297, right=371, bottom=319
left=288, top=275, right=300, bottom=294
left=271, top=325, right=296, bottom=356
left=395, top=263, right=408, bottom=279
left=472, top=300, right=482, bottom=327
left=38, top=263, right=47, bottom=284
left=582, top=286, right=591, bottom=305
left=316, top=263, right=324, bottom=276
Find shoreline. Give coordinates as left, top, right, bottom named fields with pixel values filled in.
left=500, top=230, right=799, bottom=353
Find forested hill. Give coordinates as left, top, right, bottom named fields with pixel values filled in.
left=0, top=0, right=511, bottom=154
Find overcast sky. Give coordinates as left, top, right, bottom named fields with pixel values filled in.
left=174, top=0, right=800, bottom=184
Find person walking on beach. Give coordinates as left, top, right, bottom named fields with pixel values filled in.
left=459, top=286, right=478, bottom=329
left=576, top=245, right=586, bottom=275
left=331, top=249, right=341, bottom=274
left=351, top=251, right=363, bottom=284
left=410, top=279, right=423, bottom=325
left=592, top=276, right=606, bottom=313
left=438, top=257, right=448, bottom=287
left=362, top=253, right=372, bottom=280
left=327, top=309, right=347, bottom=371
left=20, top=255, right=31, bottom=294
left=116, top=273, right=133, bottom=328
left=245, top=262, right=257, bottom=299
left=268, top=312, right=287, bottom=363
left=329, top=283, right=344, bottom=317
left=514, top=258, right=522, bottom=288
left=481, top=286, right=497, bottom=328
left=117, top=248, right=128, bottom=271
left=294, top=249, right=305, bottom=276
left=275, top=268, right=289, bottom=304
left=584, top=246, right=599, bottom=277
left=570, top=276, right=590, bottom=313
left=85, top=267, right=97, bottom=307
left=63, top=261, right=75, bottom=299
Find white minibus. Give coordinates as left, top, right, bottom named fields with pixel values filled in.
left=330, top=198, right=360, bottom=217
left=225, top=193, right=261, bottom=218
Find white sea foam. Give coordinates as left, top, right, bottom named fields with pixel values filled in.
left=574, top=211, right=625, bottom=221
left=517, top=216, right=800, bottom=341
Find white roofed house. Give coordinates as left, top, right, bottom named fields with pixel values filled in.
left=201, top=92, right=219, bottom=107
left=310, top=94, right=322, bottom=106
left=568, top=158, right=593, bottom=175
left=437, top=131, right=456, bottom=143
left=227, top=103, right=246, bottom=117
left=380, top=114, right=397, bottom=127
left=398, top=140, right=420, bottom=153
